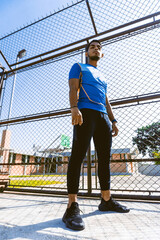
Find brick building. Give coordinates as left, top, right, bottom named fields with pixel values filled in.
left=0, top=129, right=134, bottom=176
left=1, top=148, right=133, bottom=176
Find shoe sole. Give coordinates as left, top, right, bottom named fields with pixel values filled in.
left=62, top=217, right=85, bottom=231
left=99, top=205, right=130, bottom=213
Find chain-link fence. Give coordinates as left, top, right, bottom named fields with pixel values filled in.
left=0, top=0, right=160, bottom=199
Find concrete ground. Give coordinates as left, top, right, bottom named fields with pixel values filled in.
left=0, top=192, right=160, bottom=240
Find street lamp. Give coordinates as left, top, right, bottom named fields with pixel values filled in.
left=0, top=62, right=6, bottom=93
left=7, top=49, right=27, bottom=122
left=17, top=49, right=27, bottom=59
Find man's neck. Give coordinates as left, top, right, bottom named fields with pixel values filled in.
left=88, top=59, right=98, bottom=67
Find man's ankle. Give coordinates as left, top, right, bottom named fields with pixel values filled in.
left=68, top=194, right=78, bottom=208
left=101, top=190, right=111, bottom=202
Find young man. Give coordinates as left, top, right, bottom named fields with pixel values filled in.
left=62, top=40, right=130, bottom=231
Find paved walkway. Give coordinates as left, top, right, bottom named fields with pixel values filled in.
left=0, top=192, right=159, bottom=240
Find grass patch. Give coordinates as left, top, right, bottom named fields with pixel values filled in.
left=10, top=179, right=64, bottom=186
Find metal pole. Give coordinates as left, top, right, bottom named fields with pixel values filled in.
left=0, top=68, right=5, bottom=118
left=87, top=144, right=92, bottom=195
left=85, top=0, right=98, bottom=35
left=85, top=41, right=92, bottom=195
left=7, top=56, right=19, bottom=123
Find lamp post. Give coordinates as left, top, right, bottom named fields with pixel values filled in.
left=0, top=62, right=6, bottom=101
left=7, top=49, right=26, bottom=122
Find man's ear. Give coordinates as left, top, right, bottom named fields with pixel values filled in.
left=85, top=52, right=88, bottom=57
left=101, top=53, right=104, bottom=58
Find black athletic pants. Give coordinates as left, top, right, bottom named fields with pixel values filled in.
left=67, top=108, right=112, bottom=194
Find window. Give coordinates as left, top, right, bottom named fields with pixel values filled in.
left=57, top=157, right=62, bottom=166
left=22, top=155, right=25, bottom=163
left=13, top=154, right=16, bottom=163
left=0, top=156, right=3, bottom=170
left=35, top=157, right=41, bottom=163
left=22, top=155, right=30, bottom=164
left=45, top=158, right=50, bottom=163
left=8, top=153, right=12, bottom=163
left=9, top=153, right=16, bottom=164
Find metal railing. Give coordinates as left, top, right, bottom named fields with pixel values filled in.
left=0, top=0, right=159, bottom=200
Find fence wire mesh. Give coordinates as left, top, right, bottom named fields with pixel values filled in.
left=0, top=0, right=160, bottom=199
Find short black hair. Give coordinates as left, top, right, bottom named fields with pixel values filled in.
left=85, top=40, right=102, bottom=52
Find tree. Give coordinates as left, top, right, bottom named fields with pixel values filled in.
left=153, top=152, right=160, bottom=165
left=132, top=122, right=160, bottom=157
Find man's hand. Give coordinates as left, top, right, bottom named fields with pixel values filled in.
left=71, top=107, right=83, bottom=126
left=112, top=122, right=118, bottom=137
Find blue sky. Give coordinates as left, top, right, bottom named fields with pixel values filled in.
left=0, top=0, right=75, bottom=37
left=0, top=0, right=76, bottom=68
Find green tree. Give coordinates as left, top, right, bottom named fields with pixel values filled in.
left=132, top=122, right=160, bottom=157
left=153, top=151, right=160, bottom=165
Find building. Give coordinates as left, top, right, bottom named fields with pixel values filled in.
left=0, top=148, right=134, bottom=176
left=0, top=129, right=134, bottom=176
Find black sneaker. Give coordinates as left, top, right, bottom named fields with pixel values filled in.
left=98, top=197, right=130, bottom=213
left=62, top=202, right=85, bottom=230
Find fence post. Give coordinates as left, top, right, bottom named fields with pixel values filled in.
left=85, top=45, right=92, bottom=196
left=87, top=144, right=92, bottom=195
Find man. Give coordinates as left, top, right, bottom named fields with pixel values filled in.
left=62, top=40, right=130, bottom=231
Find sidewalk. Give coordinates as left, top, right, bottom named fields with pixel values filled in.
left=0, top=192, right=159, bottom=240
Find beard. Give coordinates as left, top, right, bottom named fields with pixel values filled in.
left=88, top=55, right=100, bottom=61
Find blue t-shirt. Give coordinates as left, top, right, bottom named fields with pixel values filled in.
left=69, top=63, right=107, bottom=114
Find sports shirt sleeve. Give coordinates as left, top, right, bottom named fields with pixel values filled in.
left=69, top=63, right=81, bottom=80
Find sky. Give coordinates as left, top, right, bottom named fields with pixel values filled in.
left=0, top=0, right=75, bottom=37
left=0, top=0, right=79, bottom=70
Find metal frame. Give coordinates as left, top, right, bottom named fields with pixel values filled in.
left=0, top=4, right=159, bottom=200
left=1, top=158, right=160, bottom=200
left=0, top=92, right=159, bottom=126
left=1, top=12, right=159, bottom=75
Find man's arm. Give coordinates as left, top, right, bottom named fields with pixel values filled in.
left=106, top=94, right=118, bottom=137
left=69, top=78, right=83, bottom=126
